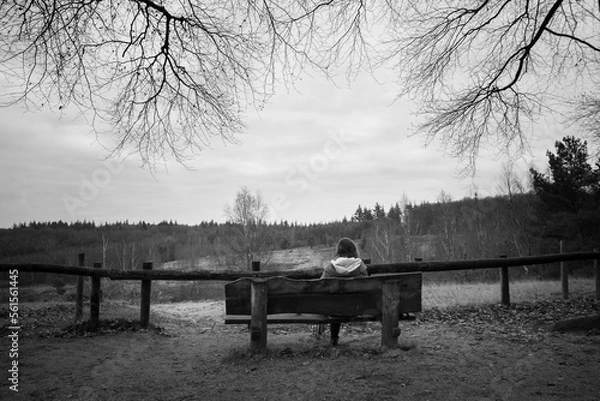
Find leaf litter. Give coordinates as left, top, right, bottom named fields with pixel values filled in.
left=2, top=296, right=599, bottom=342
left=417, top=295, right=600, bottom=340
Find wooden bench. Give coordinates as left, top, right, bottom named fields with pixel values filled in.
left=224, top=273, right=422, bottom=352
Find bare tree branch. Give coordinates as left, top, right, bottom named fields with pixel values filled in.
left=2, top=1, right=600, bottom=170
left=571, top=95, right=600, bottom=157
left=224, top=186, right=271, bottom=269
left=0, top=0, right=372, bottom=166
left=382, top=0, right=600, bottom=173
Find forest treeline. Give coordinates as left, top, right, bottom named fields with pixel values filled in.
left=1, top=136, right=599, bottom=285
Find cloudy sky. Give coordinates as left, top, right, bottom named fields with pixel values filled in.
left=0, top=68, right=564, bottom=229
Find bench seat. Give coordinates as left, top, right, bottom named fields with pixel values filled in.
left=224, top=312, right=382, bottom=325
left=224, top=273, right=422, bottom=352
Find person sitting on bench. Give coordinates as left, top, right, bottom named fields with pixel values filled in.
left=321, top=238, right=369, bottom=345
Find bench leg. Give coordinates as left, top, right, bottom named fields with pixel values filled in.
left=250, top=280, right=268, bottom=353
left=381, top=281, right=401, bottom=348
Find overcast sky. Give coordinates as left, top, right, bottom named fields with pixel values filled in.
left=0, top=69, right=565, bottom=229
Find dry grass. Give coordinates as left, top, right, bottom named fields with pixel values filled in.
left=423, top=277, right=597, bottom=309
left=25, top=274, right=596, bottom=313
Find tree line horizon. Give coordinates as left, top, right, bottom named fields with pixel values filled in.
left=2, top=136, right=599, bottom=285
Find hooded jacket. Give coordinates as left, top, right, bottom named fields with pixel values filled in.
left=321, top=257, right=368, bottom=278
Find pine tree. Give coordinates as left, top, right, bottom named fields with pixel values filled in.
left=352, top=205, right=364, bottom=222
left=387, top=202, right=402, bottom=223
left=373, top=203, right=386, bottom=220
left=530, top=136, right=599, bottom=214
left=530, top=136, right=600, bottom=245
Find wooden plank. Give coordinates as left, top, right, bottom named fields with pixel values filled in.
left=225, top=313, right=382, bottom=324
left=250, top=280, right=268, bottom=353
left=227, top=274, right=421, bottom=296
left=228, top=292, right=380, bottom=316
left=225, top=274, right=422, bottom=317
left=227, top=292, right=419, bottom=316
left=369, top=251, right=600, bottom=274
left=0, top=263, right=112, bottom=277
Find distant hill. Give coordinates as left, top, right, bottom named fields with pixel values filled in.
left=263, top=246, right=336, bottom=271
left=160, top=245, right=337, bottom=272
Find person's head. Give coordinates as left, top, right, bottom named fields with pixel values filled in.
left=334, top=238, right=360, bottom=259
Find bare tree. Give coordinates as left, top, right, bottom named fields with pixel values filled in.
left=116, top=239, right=140, bottom=270
left=435, top=191, right=462, bottom=260
left=224, top=186, right=271, bottom=269
left=0, top=0, right=373, bottom=165
left=101, top=232, right=110, bottom=268
left=572, top=96, right=600, bottom=156
left=382, top=1, right=600, bottom=173
left=496, top=163, right=536, bottom=271
left=399, top=194, right=419, bottom=261
left=368, top=218, right=407, bottom=263
left=497, top=163, right=528, bottom=199
left=2, top=1, right=599, bottom=169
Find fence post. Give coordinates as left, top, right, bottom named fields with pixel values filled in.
left=381, top=280, right=402, bottom=348
left=250, top=280, right=268, bottom=353
left=90, top=262, right=102, bottom=330
left=560, top=240, right=569, bottom=299
left=252, top=261, right=261, bottom=272
left=499, top=255, right=510, bottom=306
left=140, top=262, right=153, bottom=329
left=75, top=253, right=85, bottom=321
left=594, top=249, right=599, bottom=300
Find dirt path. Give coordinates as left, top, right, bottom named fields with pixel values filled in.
left=2, top=300, right=600, bottom=401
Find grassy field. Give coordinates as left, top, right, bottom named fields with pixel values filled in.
left=422, top=277, right=597, bottom=309
left=96, top=276, right=599, bottom=309
left=11, top=274, right=597, bottom=311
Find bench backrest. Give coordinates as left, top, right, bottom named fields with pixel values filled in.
left=225, top=273, right=422, bottom=317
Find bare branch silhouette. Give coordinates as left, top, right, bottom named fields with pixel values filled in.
left=1, top=1, right=600, bottom=169
left=382, top=0, right=600, bottom=173
left=0, top=0, right=371, bottom=165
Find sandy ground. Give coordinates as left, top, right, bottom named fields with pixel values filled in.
left=1, top=299, right=600, bottom=401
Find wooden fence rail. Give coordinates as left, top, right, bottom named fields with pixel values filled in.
left=2, top=251, right=600, bottom=280
left=2, top=250, right=600, bottom=329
